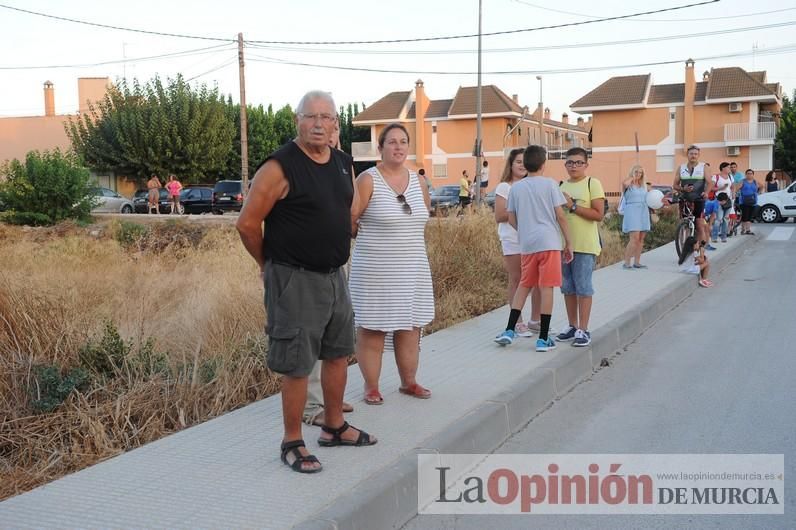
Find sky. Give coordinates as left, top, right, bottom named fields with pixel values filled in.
left=1, top=0, right=795, bottom=121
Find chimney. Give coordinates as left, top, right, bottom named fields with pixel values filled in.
left=544, top=107, right=550, bottom=120
left=577, top=116, right=584, bottom=128
left=683, top=59, right=696, bottom=153
left=43, top=81, right=55, bottom=117
left=561, top=112, right=569, bottom=125
left=512, top=94, right=519, bottom=103
left=414, top=79, right=429, bottom=171
left=702, top=70, right=710, bottom=82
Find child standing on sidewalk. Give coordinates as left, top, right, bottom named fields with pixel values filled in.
left=494, top=145, right=573, bottom=352
left=556, top=147, right=605, bottom=348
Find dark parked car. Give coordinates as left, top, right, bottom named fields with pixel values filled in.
left=180, top=187, right=214, bottom=214
left=213, top=180, right=244, bottom=213
left=133, top=188, right=175, bottom=214
left=430, top=185, right=461, bottom=215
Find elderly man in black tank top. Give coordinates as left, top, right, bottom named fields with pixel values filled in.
left=237, top=90, right=377, bottom=474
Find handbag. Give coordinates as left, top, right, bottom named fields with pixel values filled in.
left=742, top=195, right=756, bottom=206
left=617, top=193, right=627, bottom=215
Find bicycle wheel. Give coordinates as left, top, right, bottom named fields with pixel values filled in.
left=675, top=220, right=692, bottom=261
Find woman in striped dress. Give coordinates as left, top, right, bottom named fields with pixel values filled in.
left=350, top=123, right=434, bottom=405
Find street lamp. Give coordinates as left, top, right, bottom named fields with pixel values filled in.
left=536, top=75, right=544, bottom=148
left=474, top=0, right=483, bottom=205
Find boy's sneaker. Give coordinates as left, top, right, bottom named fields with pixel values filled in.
left=515, top=322, right=534, bottom=338
left=535, top=337, right=556, bottom=352
left=556, top=325, right=577, bottom=342
left=494, top=329, right=515, bottom=346
left=572, top=329, right=591, bottom=347
left=706, top=244, right=717, bottom=251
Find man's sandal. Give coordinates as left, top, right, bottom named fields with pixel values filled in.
left=280, top=439, right=322, bottom=473
left=318, top=421, right=377, bottom=447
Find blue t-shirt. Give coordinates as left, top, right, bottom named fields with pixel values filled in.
left=731, top=172, right=744, bottom=184
left=703, top=199, right=719, bottom=218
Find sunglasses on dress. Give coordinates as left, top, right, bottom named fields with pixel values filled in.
left=396, top=194, right=412, bottom=215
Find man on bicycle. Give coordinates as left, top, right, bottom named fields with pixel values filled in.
left=673, top=145, right=714, bottom=249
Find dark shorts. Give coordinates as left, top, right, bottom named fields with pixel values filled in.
left=263, top=261, right=354, bottom=377
left=459, top=196, right=471, bottom=206
left=740, top=204, right=756, bottom=222
left=679, top=198, right=705, bottom=219
left=480, top=180, right=488, bottom=188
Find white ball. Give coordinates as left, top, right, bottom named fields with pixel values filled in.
left=645, top=189, right=665, bottom=210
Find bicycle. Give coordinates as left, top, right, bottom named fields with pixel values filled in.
left=673, top=196, right=696, bottom=262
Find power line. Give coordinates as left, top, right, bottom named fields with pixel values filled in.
left=245, top=42, right=796, bottom=76
left=0, top=43, right=235, bottom=70
left=184, top=59, right=236, bottom=82
left=246, top=1, right=721, bottom=45
left=244, top=20, right=796, bottom=56
left=0, top=3, right=234, bottom=42
left=0, top=0, right=718, bottom=46
left=510, top=0, right=796, bottom=22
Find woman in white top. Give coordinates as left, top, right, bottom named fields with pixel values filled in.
left=494, top=148, right=540, bottom=337
left=350, top=123, right=434, bottom=405
left=710, top=162, right=734, bottom=242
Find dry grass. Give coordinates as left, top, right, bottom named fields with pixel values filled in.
left=0, top=207, right=644, bottom=500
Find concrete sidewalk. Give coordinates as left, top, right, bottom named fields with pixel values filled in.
left=0, top=234, right=758, bottom=529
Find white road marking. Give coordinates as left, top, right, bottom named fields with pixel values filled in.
left=767, top=227, right=795, bottom=241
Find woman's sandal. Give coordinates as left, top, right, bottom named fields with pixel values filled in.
left=364, top=389, right=384, bottom=405
left=280, top=439, right=322, bottom=474
left=318, top=421, right=377, bottom=447
left=399, top=383, right=432, bottom=399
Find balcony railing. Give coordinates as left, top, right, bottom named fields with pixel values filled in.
left=351, top=141, right=378, bottom=159
left=724, top=122, right=776, bottom=144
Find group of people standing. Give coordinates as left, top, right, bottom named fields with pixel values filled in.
left=492, top=146, right=604, bottom=352
left=234, top=89, right=773, bottom=475
left=146, top=173, right=183, bottom=214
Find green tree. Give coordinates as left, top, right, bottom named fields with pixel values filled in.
left=338, top=102, right=369, bottom=154
left=67, top=75, right=234, bottom=184
left=775, top=90, right=796, bottom=174
left=0, top=149, right=96, bottom=226
left=222, top=102, right=295, bottom=180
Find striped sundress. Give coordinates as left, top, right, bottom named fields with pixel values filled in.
left=349, top=166, right=435, bottom=331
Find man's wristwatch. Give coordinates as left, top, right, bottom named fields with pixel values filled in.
left=569, top=202, right=578, bottom=213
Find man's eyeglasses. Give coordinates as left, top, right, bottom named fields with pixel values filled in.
left=564, top=160, right=587, bottom=167
left=396, top=194, right=412, bottom=215
left=298, top=113, right=338, bottom=124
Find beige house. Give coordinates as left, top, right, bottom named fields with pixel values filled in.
left=571, top=60, right=782, bottom=194
left=0, top=78, right=133, bottom=195
left=353, top=81, right=591, bottom=187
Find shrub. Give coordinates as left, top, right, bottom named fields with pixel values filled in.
left=30, top=364, right=89, bottom=413
left=0, top=149, right=97, bottom=226
left=110, top=220, right=151, bottom=248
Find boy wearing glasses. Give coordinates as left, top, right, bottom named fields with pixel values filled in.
left=556, top=147, right=605, bottom=347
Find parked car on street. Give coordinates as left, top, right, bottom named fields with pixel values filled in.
left=213, top=180, right=244, bottom=214
left=133, top=188, right=174, bottom=214
left=180, top=186, right=215, bottom=214
left=430, top=185, right=461, bottom=215
left=484, top=190, right=496, bottom=210
left=90, top=187, right=134, bottom=214
left=650, top=184, right=674, bottom=204
left=757, top=180, right=796, bottom=223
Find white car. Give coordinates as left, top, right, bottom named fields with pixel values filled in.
left=757, top=181, right=796, bottom=223
left=90, top=187, right=134, bottom=214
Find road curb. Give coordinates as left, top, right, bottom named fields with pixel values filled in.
left=295, top=238, right=753, bottom=530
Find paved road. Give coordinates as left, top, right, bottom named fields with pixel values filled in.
left=405, top=225, right=796, bottom=530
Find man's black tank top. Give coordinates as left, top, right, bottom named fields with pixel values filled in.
left=261, top=141, right=354, bottom=270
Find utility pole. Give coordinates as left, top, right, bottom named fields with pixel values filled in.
left=537, top=76, right=544, bottom=148
left=238, top=32, right=249, bottom=197
left=474, top=0, right=483, bottom=206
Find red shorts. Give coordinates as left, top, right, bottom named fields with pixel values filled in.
left=520, top=251, right=562, bottom=288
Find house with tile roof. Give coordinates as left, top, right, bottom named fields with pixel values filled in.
left=570, top=60, right=782, bottom=195
left=352, top=81, right=590, bottom=188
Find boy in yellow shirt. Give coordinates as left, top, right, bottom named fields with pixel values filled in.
left=556, top=147, right=605, bottom=347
